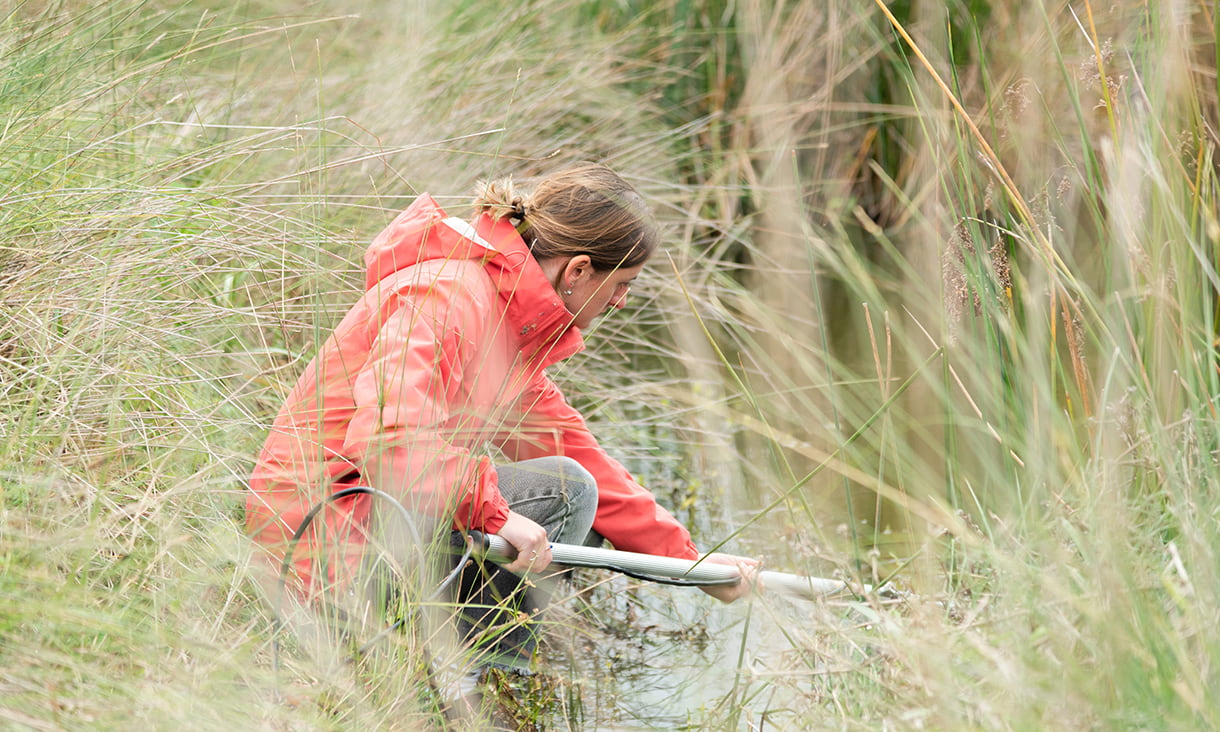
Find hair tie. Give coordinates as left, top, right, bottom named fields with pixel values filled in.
left=512, top=200, right=528, bottom=221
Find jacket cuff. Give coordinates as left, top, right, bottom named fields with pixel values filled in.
left=674, top=539, right=700, bottom=561
left=453, top=457, right=511, bottom=534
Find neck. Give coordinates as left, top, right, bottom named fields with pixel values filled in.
left=536, top=256, right=566, bottom=294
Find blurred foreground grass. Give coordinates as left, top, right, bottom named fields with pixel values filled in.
left=2, top=0, right=1218, bottom=729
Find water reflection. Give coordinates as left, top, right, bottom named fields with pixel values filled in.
left=543, top=572, right=821, bottom=730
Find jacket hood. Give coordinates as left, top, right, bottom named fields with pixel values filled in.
left=364, top=193, right=483, bottom=290
left=364, top=193, right=584, bottom=365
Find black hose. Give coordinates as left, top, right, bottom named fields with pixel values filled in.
left=271, top=486, right=474, bottom=671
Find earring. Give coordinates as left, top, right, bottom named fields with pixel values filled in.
left=564, top=288, right=573, bottom=295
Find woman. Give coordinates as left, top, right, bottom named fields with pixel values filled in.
left=246, top=163, right=757, bottom=681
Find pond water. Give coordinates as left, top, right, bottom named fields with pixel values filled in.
left=270, top=534, right=875, bottom=729
left=537, top=571, right=836, bottom=730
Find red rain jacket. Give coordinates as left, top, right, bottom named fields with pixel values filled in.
left=247, top=194, right=698, bottom=588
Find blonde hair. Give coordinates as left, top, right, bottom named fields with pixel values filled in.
left=473, top=163, right=659, bottom=271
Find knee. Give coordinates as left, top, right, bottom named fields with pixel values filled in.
left=555, top=457, right=596, bottom=501
left=553, top=457, right=598, bottom=528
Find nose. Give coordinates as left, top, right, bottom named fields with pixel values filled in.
left=611, top=286, right=630, bottom=309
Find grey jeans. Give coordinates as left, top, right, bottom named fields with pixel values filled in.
left=454, top=456, right=599, bottom=669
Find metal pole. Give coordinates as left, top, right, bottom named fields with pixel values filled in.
left=475, top=533, right=858, bottom=601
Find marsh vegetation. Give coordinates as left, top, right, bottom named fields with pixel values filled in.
left=2, top=0, right=1218, bottom=729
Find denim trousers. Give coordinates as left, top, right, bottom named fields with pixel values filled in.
left=453, top=456, right=598, bottom=669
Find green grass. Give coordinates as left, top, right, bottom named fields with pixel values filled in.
left=2, top=0, right=1218, bottom=729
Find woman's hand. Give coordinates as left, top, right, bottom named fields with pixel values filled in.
left=495, top=511, right=553, bottom=573
left=697, top=552, right=761, bottom=603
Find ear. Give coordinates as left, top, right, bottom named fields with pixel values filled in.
left=563, top=254, right=594, bottom=286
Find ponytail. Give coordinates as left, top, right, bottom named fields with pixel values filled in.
left=473, top=163, right=660, bottom=271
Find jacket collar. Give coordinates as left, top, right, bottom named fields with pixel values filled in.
left=363, top=194, right=585, bottom=370
left=472, top=212, right=585, bottom=369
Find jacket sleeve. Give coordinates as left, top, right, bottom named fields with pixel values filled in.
left=500, top=372, right=698, bottom=560
left=344, top=278, right=510, bottom=534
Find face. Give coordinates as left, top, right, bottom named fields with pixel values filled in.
left=561, top=258, right=644, bottom=330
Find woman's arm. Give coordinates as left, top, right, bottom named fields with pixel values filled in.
left=500, top=373, right=699, bottom=560
left=501, top=373, right=763, bottom=600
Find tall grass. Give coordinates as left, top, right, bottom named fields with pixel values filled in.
left=2, top=0, right=1218, bottom=729
left=636, top=1, right=1220, bottom=728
